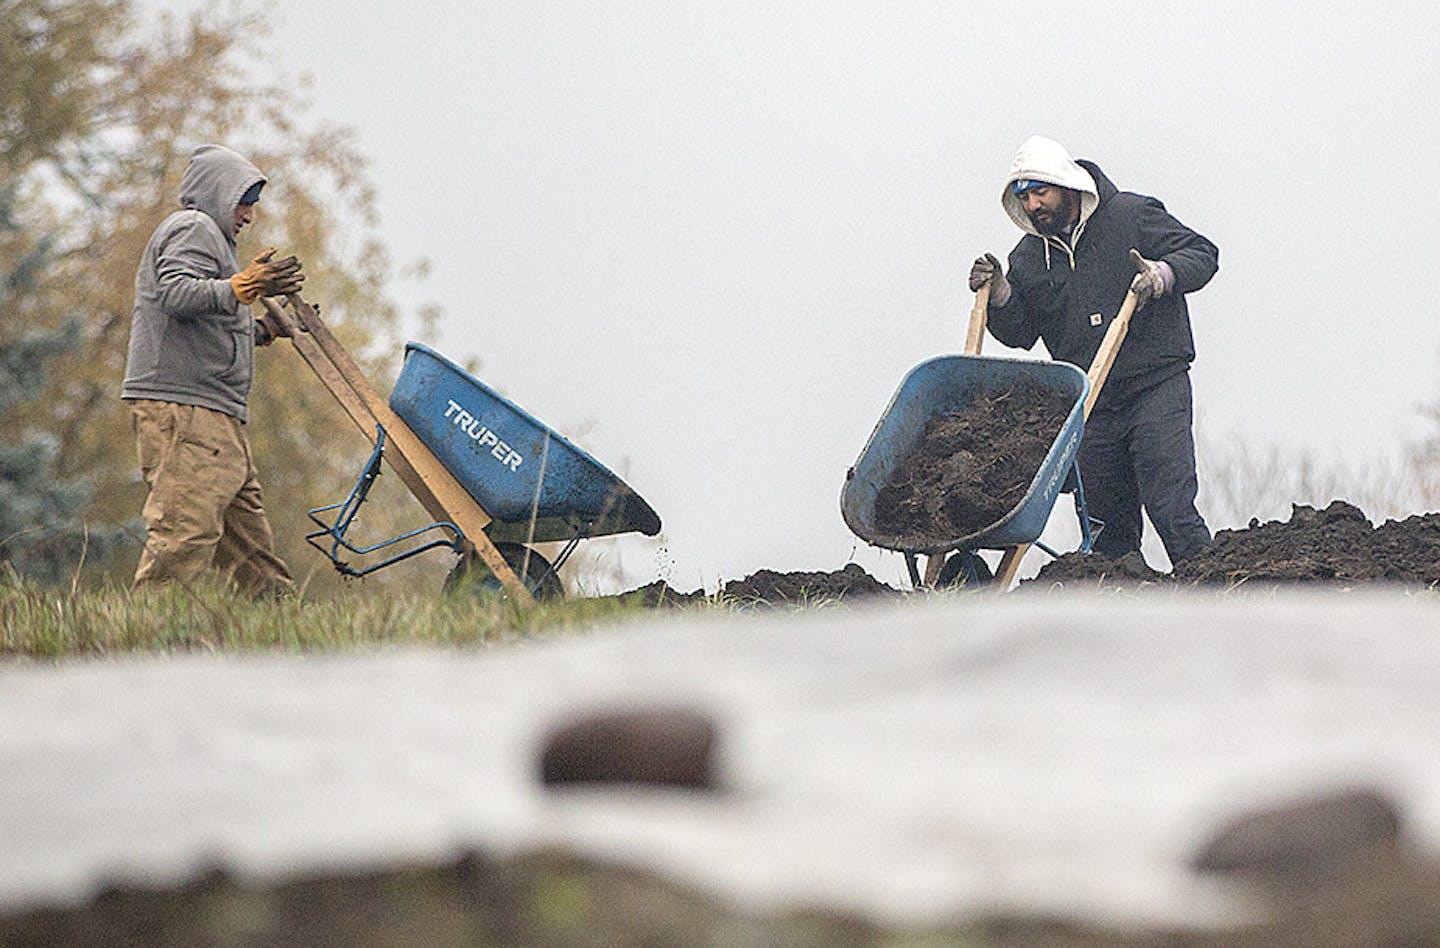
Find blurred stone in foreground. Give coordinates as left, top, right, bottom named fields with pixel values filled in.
left=540, top=706, right=719, bottom=789
left=1191, top=786, right=1404, bottom=877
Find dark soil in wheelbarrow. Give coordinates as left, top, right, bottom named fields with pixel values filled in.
left=873, top=378, right=1075, bottom=541
left=1028, top=500, right=1440, bottom=590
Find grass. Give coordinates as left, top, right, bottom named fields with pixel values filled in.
left=0, top=577, right=699, bottom=660
left=20, top=568, right=1412, bottom=661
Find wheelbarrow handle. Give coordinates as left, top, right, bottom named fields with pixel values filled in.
left=924, top=280, right=996, bottom=588
left=1082, top=288, right=1140, bottom=419
left=964, top=281, right=992, bottom=356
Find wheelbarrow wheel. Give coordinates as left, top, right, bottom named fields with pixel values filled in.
left=445, top=542, right=565, bottom=601
left=936, top=550, right=993, bottom=589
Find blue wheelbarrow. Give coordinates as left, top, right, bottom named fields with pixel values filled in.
left=840, top=280, right=1140, bottom=590
left=263, top=293, right=661, bottom=603
left=841, top=352, right=1096, bottom=589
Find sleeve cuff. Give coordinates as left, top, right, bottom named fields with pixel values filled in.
left=990, top=279, right=1012, bottom=307
left=1157, top=261, right=1176, bottom=295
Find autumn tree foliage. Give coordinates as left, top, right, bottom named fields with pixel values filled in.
left=2, top=0, right=434, bottom=590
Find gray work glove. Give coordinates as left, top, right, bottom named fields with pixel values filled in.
left=1128, top=248, right=1170, bottom=310
left=968, top=253, right=1012, bottom=305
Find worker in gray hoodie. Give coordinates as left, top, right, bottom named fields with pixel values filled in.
left=122, top=143, right=304, bottom=596
left=969, top=136, right=1218, bottom=565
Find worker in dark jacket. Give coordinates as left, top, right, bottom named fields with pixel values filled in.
left=122, top=144, right=304, bottom=595
left=969, top=135, right=1218, bottom=564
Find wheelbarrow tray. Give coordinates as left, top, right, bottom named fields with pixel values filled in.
left=389, top=343, right=661, bottom=545
left=841, top=354, right=1089, bottom=555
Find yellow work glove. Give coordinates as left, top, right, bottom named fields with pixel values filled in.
left=230, top=248, right=304, bottom=305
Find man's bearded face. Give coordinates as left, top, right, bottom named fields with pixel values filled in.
left=1020, top=186, right=1079, bottom=236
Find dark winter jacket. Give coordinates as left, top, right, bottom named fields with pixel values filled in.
left=987, top=156, right=1218, bottom=410
left=122, top=144, right=266, bottom=421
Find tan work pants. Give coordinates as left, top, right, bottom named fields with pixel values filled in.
left=130, top=400, right=295, bottom=597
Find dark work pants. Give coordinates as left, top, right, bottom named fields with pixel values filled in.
left=1078, top=371, right=1211, bottom=564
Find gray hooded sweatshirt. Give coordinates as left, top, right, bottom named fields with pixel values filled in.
left=121, top=144, right=266, bottom=421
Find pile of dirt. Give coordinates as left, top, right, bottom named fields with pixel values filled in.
left=604, top=501, right=1440, bottom=606
left=1027, top=550, right=1165, bottom=587
left=873, top=378, right=1074, bottom=541
left=1030, top=501, right=1440, bottom=590
left=719, top=563, right=900, bottom=606
left=614, top=564, right=902, bottom=609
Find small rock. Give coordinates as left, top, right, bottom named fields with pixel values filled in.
left=1190, top=787, right=1403, bottom=877
left=539, top=707, right=719, bottom=789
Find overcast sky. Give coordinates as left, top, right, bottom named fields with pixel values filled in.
left=148, top=1, right=1440, bottom=592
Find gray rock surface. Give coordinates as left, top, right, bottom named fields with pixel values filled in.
left=3, top=592, right=1439, bottom=935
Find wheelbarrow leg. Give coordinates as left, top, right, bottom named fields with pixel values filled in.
left=994, top=544, right=1030, bottom=590
left=904, top=553, right=923, bottom=590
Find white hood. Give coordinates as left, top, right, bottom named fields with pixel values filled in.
left=1000, top=135, right=1099, bottom=237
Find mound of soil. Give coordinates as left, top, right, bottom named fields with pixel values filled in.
left=1030, top=501, right=1440, bottom=590
left=614, top=564, right=902, bottom=609
left=1175, top=502, right=1382, bottom=585
left=617, top=581, right=710, bottom=609
left=606, top=501, right=1440, bottom=606
left=720, top=563, right=900, bottom=606
left=873, top=378, right=1074, bottom=541
left=1027, top=550, right=1165, bottom=588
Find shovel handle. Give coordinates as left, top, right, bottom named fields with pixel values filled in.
left=965, top=280, right=991, bottom=355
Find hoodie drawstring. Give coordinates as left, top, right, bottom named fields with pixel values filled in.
left=1042, top=235, right=1074, bottom=271
left=1040, top=217, right=1087, bottom=271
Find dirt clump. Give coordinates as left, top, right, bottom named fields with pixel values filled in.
left=719, top=563, right=900, bottom=606
left=612, top=564, right=901, bottom=609
left=1173, top=501, right=1380, bottom=585
left=615, top=581, right=709, bottom=609
left=1027, top=550, right=1164, bottom=588
left=1372, top=512, right=1440, bottom=582
left=873, top=378, right=1074, bottom=541
left=1029, top=501, right=1440, bottom=590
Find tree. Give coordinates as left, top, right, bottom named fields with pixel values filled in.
left=2, top=3, right=135, bottom=582
left=1, top=168, right=132, bottom=581
left=2, top=0, right=443, bottom=592
left=0, top=317, right=135, bottom=584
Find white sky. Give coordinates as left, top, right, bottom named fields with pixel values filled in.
left=148, top=1, right=1440, bottom=592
